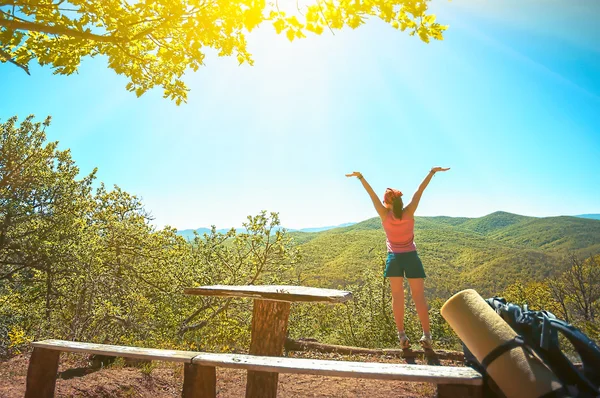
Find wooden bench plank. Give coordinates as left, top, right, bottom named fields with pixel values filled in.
left=191, top=352, right=482, bottom=385
left=29, top=339, right=482, bottom=397
left=184, top=285, right=353, bottom=303
left=32, top=340, right=200, bottom=363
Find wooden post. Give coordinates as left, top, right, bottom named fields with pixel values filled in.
left=438, top=383, right=483, bottom=398
left=182, top=363, right=216, bottom=398
left=245, top=299, right=291, bottom=398
left=25, top=347, right=60, bottom=398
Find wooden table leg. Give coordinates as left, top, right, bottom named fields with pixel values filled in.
left=245, top=299, right=291, bottom=398
left=25, top=347, right=60, bottom=398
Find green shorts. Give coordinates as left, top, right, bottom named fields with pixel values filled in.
left=384, top=251, right=426, bottom=278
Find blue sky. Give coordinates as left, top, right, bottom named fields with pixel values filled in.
left=2, top=0, right=599, bottom=230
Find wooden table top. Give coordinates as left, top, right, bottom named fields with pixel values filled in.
left=184, top=285, right=353, bottom=303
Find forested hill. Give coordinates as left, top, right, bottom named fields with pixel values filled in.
left=290, top=211, right=600, bottom=298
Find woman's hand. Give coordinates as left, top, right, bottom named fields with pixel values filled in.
left=346, top=171, right=363, bottom=179
left=431, top=167, right=450, bottom=173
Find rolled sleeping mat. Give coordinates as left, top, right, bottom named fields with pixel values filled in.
left=440, top=289, right=565, bottom=398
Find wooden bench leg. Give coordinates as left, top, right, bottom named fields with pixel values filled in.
left=245, top=299, right=291, bottom=398
left=183, top=363, right=216, bottom=398
left=438, top=383, right=483, bottom=398
left=25, top=347, right=60, bottom=398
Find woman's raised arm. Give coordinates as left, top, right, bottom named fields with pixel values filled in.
left=346, top=172, right=388, bottom=220
left=405, top=167, right=450, bottom=216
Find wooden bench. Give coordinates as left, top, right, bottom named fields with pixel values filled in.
left=27, top=339, right=483, bottom=398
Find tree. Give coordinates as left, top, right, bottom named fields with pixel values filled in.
left=0, top=115, right=94, bottom=281
left=549, top=254, right=600, bottom=327
left=0, top=115, right=96, bottom=354
left=179, top=211, right=300, bottom=342
left=61, top=184, right=191, bottom=345
left=0, top=0, right=447, bottom=104
left=501, top=281, right=563, bottom=318
left=0, top=115, right=96, bottom=312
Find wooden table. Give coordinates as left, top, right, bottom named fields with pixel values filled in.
left=184, top=285, right=353, bottom=398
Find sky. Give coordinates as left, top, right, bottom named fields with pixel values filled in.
left=1, top=0, right=599, bottom=230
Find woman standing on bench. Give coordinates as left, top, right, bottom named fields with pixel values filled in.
left=346, top=167, right=450, bottom=349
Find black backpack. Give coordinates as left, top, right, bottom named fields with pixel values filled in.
left=462, top=297, right=600, bottom=398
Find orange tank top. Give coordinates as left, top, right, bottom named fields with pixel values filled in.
left=382, top=211, right=417, bottom=253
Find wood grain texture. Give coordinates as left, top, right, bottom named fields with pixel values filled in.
left=249, top=300, right=291, bottom=357
left=25, top=347, right=60, bottom=398
left=192, top=352, right=483, bottom=385
left=246, top=299, right=291, bottom=398
left=183, top=363, right=216, bottom=398
left=184, top=285, right=353, bottom=303
left=32, top=340, right=200, bottom=362
left=29, top=339, right=482, bottom=395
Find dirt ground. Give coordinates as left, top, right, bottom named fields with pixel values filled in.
left=0, top=351, right=465, bottom=397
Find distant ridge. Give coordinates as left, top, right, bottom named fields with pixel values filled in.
left=294, top=223, right=357, bottom=233
left=176, top=222, right=358, bottom=240
left=176, top=212, right=600, bottom=240
left=574, top=214, right=600, bottom=220
left=459, top=211, right=533, bottom=234
left=176, top=227, right=233, bottom=241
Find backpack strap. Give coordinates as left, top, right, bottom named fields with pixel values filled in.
left=481, top=336, right=573, bottom=398
left=481, top=335, right=530, bottom=370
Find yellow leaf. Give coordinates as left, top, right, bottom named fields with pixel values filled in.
left=286, top=28, right=295, bottom=42
left=306, top=9, right=318, bottom=23
left=348, top=16, right=362, bottom=29
left=244, top=9, right=263, bottom=32
left=424, top=14, right=436, bottom=25
left=286, top=16, right=302, bottom=28
left=273, top=18, right=285, bottom=34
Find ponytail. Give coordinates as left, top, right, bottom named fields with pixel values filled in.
left=392, top=197, right=404, bottom=219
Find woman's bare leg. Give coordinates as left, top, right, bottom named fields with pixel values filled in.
left=389, top=277, right=405, bottom=332
left=407, top=278, right=430, bottom=334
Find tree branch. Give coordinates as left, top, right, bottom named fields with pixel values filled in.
left=181, top=300, right=211, bottom=326
left=0, top=17, right=125, bottom=43
left=179, top=299, right=231, bottom=335
left=0, top=48, right=30, bottom=75
left=0, top=263, right=29, bottom=280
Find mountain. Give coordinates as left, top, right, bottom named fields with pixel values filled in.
left=175, top=222, right=357, bottom=241
left=575, top=214, right=600, bottom=220
left=294, top=223, right=357, bottom=233
left=176, top=227, right=235, bottom=241
left=288, top=211, right=600, bottom=298
left=458, top=211, right=533, bottom=234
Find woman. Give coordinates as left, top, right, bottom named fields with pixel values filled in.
left=346, top=167, right=450, bottom=349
